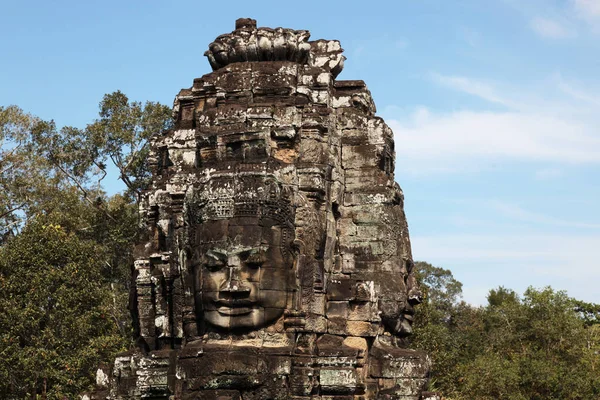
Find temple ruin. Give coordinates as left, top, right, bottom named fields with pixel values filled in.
left=91, top=18, right=439, bottom=400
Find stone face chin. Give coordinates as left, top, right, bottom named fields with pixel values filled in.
left=89, top=18, right=440, bottom=400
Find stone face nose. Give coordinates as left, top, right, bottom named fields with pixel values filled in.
left=222, top=265, right=250, bottom=294
left=235, top=18, right=257, bottom=30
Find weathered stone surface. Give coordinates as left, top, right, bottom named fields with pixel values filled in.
left=92, top=18, right=435, bottom=400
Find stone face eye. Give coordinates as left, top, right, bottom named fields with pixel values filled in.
left=245, top=253, right=265, bottom=269
left=245, top=260, right=262, bottom=270
left=205, top=259, right=225, bottom=272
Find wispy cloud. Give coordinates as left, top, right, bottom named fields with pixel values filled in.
left=504, top=0, right=600, bottom=36
left=429, top=73, right=515, bottom=108
left=459, top=26, right=482, bottom=47
left=558, top=0, right=600, bottom=34
left=389, top=73, right=600, bottom=173
left=487, top=200, right=600, bottom=229
left=412, top=233, right=600, bottom=304
left=573, top=0, right=600, bottom=16
left=530, top=16, right=575, bottom=38
left=573, top=0, right=600, bottom=31
left=413, top=233, right=600, bottom=270
left=352, top=45, right=365, bottom=59
left=534, top=167, right=564, bottom=180
left=389, top=108, right=600, bottom=168
left=555, top=74, right=600, bottom=107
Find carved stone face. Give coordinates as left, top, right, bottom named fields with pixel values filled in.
left=193, top=217, right=293, bottom=331
left=377, top=260, right=423, bottom=337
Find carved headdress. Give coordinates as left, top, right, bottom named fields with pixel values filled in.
left=186, top=173, right=295, bottom=228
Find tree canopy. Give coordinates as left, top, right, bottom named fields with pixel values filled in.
left=413, top=261, right=600, bottom=400
left=1, top=95, right=598, bottom=399
left=0, top=93, right=172, bottom=399
left=0, top=220, right=127, bottom=398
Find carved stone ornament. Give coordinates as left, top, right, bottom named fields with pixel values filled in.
left=88, top=18, right=441, bottom=400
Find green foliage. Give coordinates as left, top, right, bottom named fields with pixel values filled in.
left=414, top=263, right=600, bottom=399
left=86, top=91, right=173, bottom=198
left=412, top=261, right=477, bottom=393
left=487, top=286, right=519, bottom=307
left=0, top=220, right=127, bottom=399
left=414, top=261, right=463, bottom=307
left=0, top=91, right=169, bottom=398
left=0, top=106, right=58, bottom=240
left=574, top=299, right=600, bottom=326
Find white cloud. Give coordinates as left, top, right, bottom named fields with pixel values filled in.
left=534, top=167, right=564, bottom=180
left=414, top=234, right=598, bottom=263
left=429, top=73, right=514, bottom=108
left=487, top=200, right=600, bottom=229
left=412, top=233, right=600, bottom=304
left=555, top=74, right=600, bottom=107
left=390, top=109, right=600, bottom=167
left=393, top=72, right=600, bottom=304
left=530, top=17, right=575, bottom=38
left=571, top=0, right=600, bottom=32
left=573, top=0, right=600, bottom=18
left=504, top=0, right=600, bottom=36
left=389, top=74, right=600, bottom=173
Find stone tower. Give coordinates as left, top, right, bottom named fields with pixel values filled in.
left=92, top=18, right=438, bottom=400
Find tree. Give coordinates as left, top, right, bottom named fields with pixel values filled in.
left=0, top=219, right=127, bottom=399
left=0, top=92, right=172, bottom=398
left=3, top=91, right=172, bottom=225
left=412, top=261, right=475, bottom=394
left=459, top=287, right=600, bottom=399
left=413, top=261, right=463, bottom=322
left=574, top=299, right=600, bottom=326
left=414, top=262, right=463, bottom=305
left=0, top=106, right=57, bottom=240
left=487, top=286, right=519, bottom=307
left=85, top=91, right=173, bottom=200
left=413, top=262, right=600, bottom=399
left=0, top=92, right=171, bottom=325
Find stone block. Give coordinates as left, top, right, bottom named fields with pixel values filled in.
left=327, top=316, right=348, bottom=335
left=348, top=301, right=378, bottom=322
left=319, top=368, right=357, bottom=394
left=369, top=346, right=431, bottom=379
left=326, top=301, right=349, bottom=318
left=327, top=277, right=354, bottom=301
left=342, top=337, right=368, bottom=352
left=346, top=321, right=378, bottom=337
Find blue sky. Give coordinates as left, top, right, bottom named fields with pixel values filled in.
left=1, top=0, right=598, bottom=305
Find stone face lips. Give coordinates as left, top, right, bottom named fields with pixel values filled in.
left=91, top=18, right=439, bottom=400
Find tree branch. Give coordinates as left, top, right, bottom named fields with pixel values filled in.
left=52, top=162, right=117, bottom=223
left=0, top=202, right=26, bottom=220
